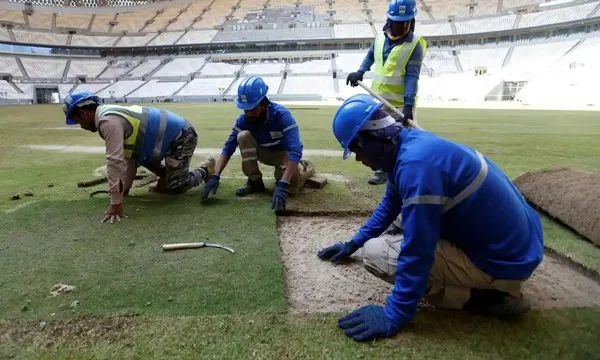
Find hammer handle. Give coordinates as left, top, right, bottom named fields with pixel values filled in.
left=162, top=242, right=206, bottom=251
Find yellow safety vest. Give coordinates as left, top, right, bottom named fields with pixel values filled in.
left=98, top=104, right=146, bottom=159
left=372, top=33, right=428, bottom=108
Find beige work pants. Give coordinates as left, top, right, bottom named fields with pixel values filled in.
left=237, top=130, right=314, bottom=194
left=362, top=223, right=525, bottom=309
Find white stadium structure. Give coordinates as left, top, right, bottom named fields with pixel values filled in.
left=0, top=0, right=599, bottom=108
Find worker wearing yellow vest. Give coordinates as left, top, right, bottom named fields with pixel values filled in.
left=346, top=0, right=427, bottom=185
left=62, top=90, right=215, bottom=224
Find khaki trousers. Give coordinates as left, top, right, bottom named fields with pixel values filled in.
left=361, top=222, right=525, bottom=309
left=237, top=130, right=314, bottom=194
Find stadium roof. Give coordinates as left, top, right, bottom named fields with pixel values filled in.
left=6, top=0, right=167, bottom=7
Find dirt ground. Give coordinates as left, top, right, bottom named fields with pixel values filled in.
left=513, top=167, right=600, bottom=246
left=278, top=216, right=600, bottom=313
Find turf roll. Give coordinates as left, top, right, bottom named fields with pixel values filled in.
left=513, top=167, right=600, bottom=247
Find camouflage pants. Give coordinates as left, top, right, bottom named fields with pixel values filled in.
left=146, top=123, right=204, bottom=194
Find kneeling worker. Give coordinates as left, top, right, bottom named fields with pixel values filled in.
left=318, top=94, right=544, bottom=342
left=62, top=90, right=215, bottom=223
left=201, top=76, right=314, bottom=212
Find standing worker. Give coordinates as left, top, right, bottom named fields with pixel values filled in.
left=346, top=0, right=426, bottom=185
left=318, top=94, right=544, bottom=342
left=201, top=76, right=314, bottom=213
left=62, top=89, right=215, bottom=223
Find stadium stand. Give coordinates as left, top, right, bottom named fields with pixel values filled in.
left=96, top=80, right=147, bottom=98
left=0, top=0, right=599, bottom=107
left=153, top=57, right=206, bottom=77
left=177, top=78, right=236, bottom=96
left=68, top=59, right=109, bottom=79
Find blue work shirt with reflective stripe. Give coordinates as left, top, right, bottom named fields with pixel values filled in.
left=222, top=102, right=303, bottom=163
left=351, top=128, right=544, bottom=329
left=358, top=32, right=424, bottom=109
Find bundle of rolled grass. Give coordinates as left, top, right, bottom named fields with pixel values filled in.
left=513, top=167, right=600, bottom=247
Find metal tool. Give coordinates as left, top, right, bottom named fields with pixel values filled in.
left=356, top=80, right=424, bottom=131
left=89, top=190, right=109, bottom=198
left=162, top=242, right=235, bottom=254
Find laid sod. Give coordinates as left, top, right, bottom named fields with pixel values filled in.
left=1, top=104, right=600, bottom=358
left=0, top=193, right=285, bottom=321
left=2, top=309, right=600, bottom=359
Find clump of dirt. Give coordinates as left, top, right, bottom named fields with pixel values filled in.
left=0, top=316, right=135, bottom=348
left=278, top=216, right=600, bottom=313
left=513, top=167, right=600, bottom=246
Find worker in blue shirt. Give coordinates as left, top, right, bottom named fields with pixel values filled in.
left=318, top=94, right=544, bottom=342
left=347, top=0, right=427, bottom=185
left=201, top=76, right=314, bottom=212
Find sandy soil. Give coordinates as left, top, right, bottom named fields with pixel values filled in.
left=278, top=216, right=600, bottom=313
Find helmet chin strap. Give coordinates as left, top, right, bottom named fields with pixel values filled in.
left=386, top=29, right=404, bottom=41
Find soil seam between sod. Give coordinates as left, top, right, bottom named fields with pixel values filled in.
left=276, top=211, right=600, bottom=284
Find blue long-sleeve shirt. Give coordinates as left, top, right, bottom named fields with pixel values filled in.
left=221, top=102, right=303, bottom=163
left=358, top=32, right=424, bottom=109
left=351, top=128, right=544, bottom=330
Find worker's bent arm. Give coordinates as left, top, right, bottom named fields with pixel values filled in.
left=122, top=158, right=137, bottom=195
left=358, top=43, right=375, bottom=73
left=384, top=161, right=446, bottom=330
left=351, top=179, right=402, bottom=247
left=214, top=154, right=231, bottom=177
left=403, top=42, right=424, bottom=109
left=217, top=116, right=246, bottom=176
left=280, top=160, right=298, bottom=183
left=98, top=118, right=129, bottom=205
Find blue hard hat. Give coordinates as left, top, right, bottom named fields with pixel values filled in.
left=236, top=76, right=269, bottom=110
left=387, top=0, right=418, bottom=22
left=332, top=94, right=384, bottom=159
left=62, top=89, right=100, bottom=125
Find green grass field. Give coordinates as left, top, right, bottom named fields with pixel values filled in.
left=1, top=103, right=600, bottom=359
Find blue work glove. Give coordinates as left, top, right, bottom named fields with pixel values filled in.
left=271, top=180, right=289, bottom=212
left=317, top=241, right=359, bottom=263
left=201, top=174, right=220, bottom=200
left=346, top=71, right=364, bottom=87
left=402, top=106, right=414, bottom=125
left=338, top=305, right=397, bottom=342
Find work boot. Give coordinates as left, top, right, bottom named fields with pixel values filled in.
left=462, top=289, right=531, bottom=319
left=198, top=156, right=216, bottom=181
left=368, top=170, right=386, bottom=185
left=149, top=177, right=170, bottom=193
left=236, top=178, right=266, bottom=197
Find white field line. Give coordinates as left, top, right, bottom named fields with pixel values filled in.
left=4, top=200, right=39, bottom=214
left=23, top=145, right=344, bottom=158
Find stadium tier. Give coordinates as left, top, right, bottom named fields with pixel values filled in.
left=0, top=0, right=599, bottom=106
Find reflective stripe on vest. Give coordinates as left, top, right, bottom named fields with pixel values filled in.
left=372, top=34, right=427, bottom=108
left=98, top=105, right=169, bottom=163
left=402, top=150, right=489, bottom=213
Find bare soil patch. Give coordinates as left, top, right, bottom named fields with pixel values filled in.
left=513, top=167, right=600, bottom=246
left=0, top=316, right=135, bottom=348
left=278, top=216, right=600, bottom=313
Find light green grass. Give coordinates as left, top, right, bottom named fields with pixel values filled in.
left=1, top=104, right=600, bottom=359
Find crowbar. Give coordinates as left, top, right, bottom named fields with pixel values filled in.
left=356, top=80, right=424, bottom=131
left=162, top=242, right=235, bottom=254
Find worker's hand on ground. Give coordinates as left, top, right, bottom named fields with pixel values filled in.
left=346, top=71, right=364, bottom=87
left=317, top=241, right=359, bottom=263
left=201, top=174, right=220, bottom=200
left=338, top=305, right=396, bottom=342
left=101, top=203, right=127, bottom=224
left=271, top=180, right=289, bottom=212
left=402, top=106, right=414, bottom=125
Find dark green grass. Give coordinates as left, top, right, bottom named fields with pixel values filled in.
left=2, top=308, right=600, bottom=360
left=0, top=195, right=285, bottom=321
